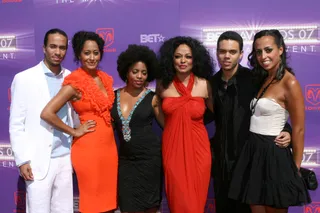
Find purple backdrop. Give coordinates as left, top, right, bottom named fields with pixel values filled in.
left=0, top=0, right=319, bottom=212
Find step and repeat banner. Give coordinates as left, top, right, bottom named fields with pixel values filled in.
left=0, top=0, right=319, bottom=212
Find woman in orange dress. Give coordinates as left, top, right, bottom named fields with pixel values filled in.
left=156, top=36, right=214, bottom=212
left=41, top=31, right=117, bottom=213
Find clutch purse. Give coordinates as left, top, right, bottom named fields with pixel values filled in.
left=300, top=167, right=318, bottom=190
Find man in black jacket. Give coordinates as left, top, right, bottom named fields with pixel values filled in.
left=206, top=31, right=292, bottom=213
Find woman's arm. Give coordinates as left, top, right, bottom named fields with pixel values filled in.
left=152, top=94, right=165, bottom=128
left=155, top=80, right=163, bottom=97
left=40, top=85, right=96, bottom=137
left=285, top=77, right=305, bottom=170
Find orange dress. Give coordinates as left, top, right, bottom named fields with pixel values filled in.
left=63, top=68, right=118, bottom=212
left=162, top=73, right=211, bottom=213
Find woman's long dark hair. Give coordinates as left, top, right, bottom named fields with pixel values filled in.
left=248, top=29, right=294, bottom=86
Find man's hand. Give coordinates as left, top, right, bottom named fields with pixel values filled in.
left=19, top=164, right=34, bottom=181
left=274, top=131, right=291, bottom=148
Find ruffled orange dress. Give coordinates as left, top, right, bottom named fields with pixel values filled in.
left=162, top=73, right=211, bottom=212
left=63, top=68, right=118, bottom=212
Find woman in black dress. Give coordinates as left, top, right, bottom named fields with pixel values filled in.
left=111, top=44, right=164, bottom=213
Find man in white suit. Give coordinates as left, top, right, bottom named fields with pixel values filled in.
left=9, top=28, right=74, bottom=213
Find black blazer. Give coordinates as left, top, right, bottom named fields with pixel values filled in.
left=209, top=65, right=254, bottom=160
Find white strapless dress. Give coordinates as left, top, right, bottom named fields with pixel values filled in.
left=250, top=98, right=289, bottom=136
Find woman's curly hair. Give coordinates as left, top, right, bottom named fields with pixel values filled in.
left=117, top=44, right=159, bottom=82
left=157, top=36, right=215, bottom=89
left=72, top=31, right=105, bottom=63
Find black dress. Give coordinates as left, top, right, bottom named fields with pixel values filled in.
left=111, top=89, right=162, bottom=212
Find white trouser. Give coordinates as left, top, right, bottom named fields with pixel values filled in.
left=25, top=154, right=73, bottom=213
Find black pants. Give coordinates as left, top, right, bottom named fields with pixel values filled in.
left=215, top=191, right=251, bottom=213
left=212, top=163, right=251, bottom=213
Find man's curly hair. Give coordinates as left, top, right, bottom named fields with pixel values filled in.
left=117, top=44, right=159, bottom=82
left=157, top=36, right=215, bottom=89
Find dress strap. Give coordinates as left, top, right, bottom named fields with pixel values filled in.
left=173, top=73, right=194, bottom=96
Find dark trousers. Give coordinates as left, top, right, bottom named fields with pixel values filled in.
left=215, top=192, right=251, bottom=213
left=212, top=163, right=251, bottom=213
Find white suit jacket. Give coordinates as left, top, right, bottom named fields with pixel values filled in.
left=9, top=62, right=76, bottom=180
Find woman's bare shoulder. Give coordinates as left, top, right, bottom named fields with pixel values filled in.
left=283, top=70, right=299, bottom=90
